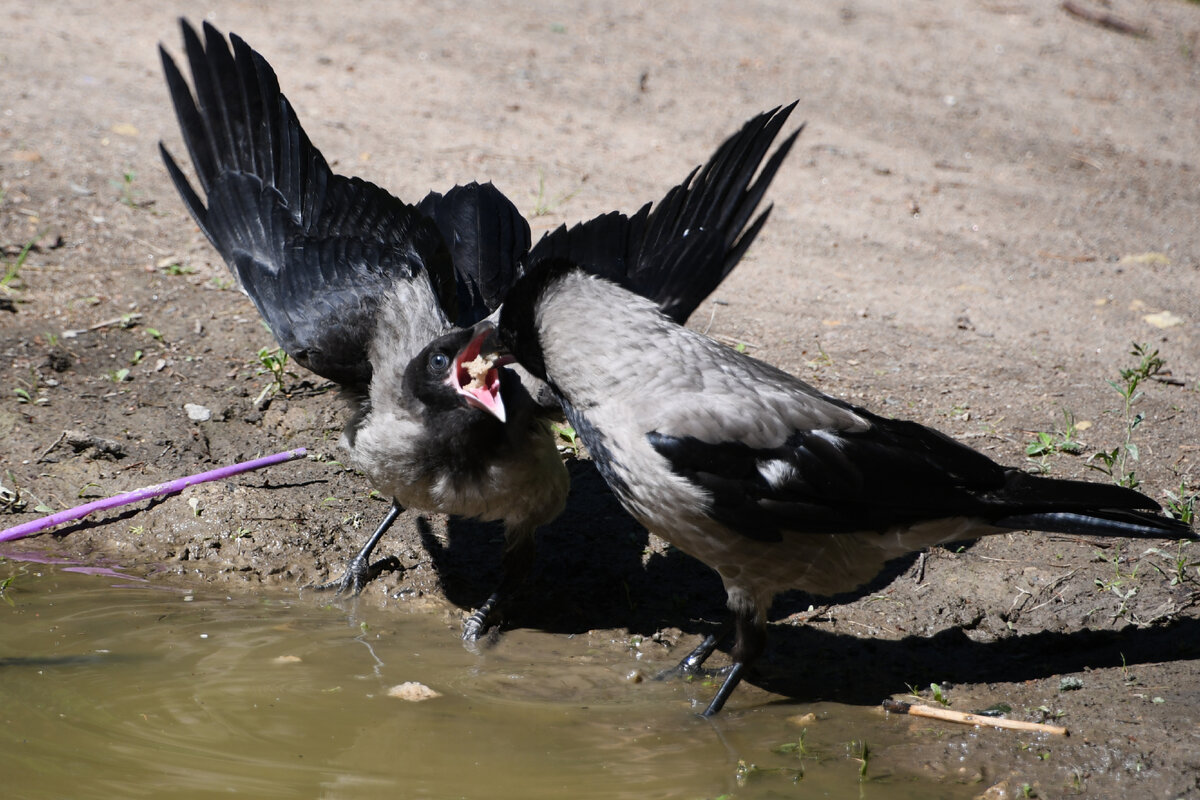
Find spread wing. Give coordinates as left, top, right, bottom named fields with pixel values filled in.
left=160, top=20, right=453, bottom=391
left=417, top=182, right=531, bottom=326
left=529, top=103, right=801, bottom=323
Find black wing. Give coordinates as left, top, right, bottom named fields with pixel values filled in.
left=648, top=405, right=1185, bottom=541
left=160, top=20, right=454, bottom=391
left=529, top=103, right=801, bottom=323
left=417, top=182, right=531, bottom=326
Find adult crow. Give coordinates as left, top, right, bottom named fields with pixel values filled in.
left=497, top=259, right=1195, bottom=714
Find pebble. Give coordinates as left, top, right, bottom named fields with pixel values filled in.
left=184, top=403, right=212, bottom=421
left=388, top=682, right=442, bottom=702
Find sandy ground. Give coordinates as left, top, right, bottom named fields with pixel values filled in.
left=2, top=1, right=1199, bottom=796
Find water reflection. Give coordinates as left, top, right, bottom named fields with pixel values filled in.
left=0, top=555, right=975, bottom=799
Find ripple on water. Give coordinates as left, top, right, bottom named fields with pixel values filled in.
left=1, top=559, right=976, bottom=800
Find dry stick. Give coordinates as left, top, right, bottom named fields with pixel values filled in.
left=1061, top=1, right=1148, bottom=38
left=883, top=699, right=1070, bottom=736
left=0, top=448, right=308, bottom=542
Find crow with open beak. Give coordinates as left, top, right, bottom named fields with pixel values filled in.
left=158, top=19, right=801, bottom=638
left=498, top=259, right=1195, bottom=715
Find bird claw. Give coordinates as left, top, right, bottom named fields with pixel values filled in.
left=655, top=661, right=733, bottom=682
left=308, top=552, right=386, bottom=596
left=653, top=629, right=728, bottom=682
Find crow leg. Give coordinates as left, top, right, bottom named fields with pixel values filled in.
left=701, top=605, right=765, bottom=717
left=312, top=501, right=403, bottom=595
left=462, top=529, right=535, bottom=642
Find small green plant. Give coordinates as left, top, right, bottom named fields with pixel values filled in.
left=158, top=260, right=195, bottom=276
left=853, top=740, right=871, bottom=781
left=1025, top=408, right=1085, bottom=463
left=1, top=235, right=38, bottom=294
left=0, top=573, right=15, bottom=605
left=773, top=729, right=809, bottom=758
left=529, top=168, right=580, bottom=217
left=1164, top=481, right=1197, bottom=524
left=254, top=345, right=293, bottom=405
left=210, top=275, right=235, bottom=290
left=115, top=169, right=151, bottom=209
left=14, top=387, right=32, bottom=404
left=107, top=367, right=131, bottom=383
left=1088, top=343, right=1166, bottom=489
left=1035, top=704, right=1064, bottom=722
left=1094, top=550, right=1139, bottom=618
left=552, top=422, right=581, bottom=456
left=77, top=482, right=104, bottom=498
left=1144, top=540, right=1200, bottom=586
left=906, top=681, right=950, bottom=706
left=805, top=344, right=833, bottom=370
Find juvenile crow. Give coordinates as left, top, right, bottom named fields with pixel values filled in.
left=497, top=260, right=1195, bottom=714
left=159, top=20, right=800, bottom=636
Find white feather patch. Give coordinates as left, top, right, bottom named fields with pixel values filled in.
left=810, top=429, right=844, bottom=448
left=757, top=458, right=798, bottom=489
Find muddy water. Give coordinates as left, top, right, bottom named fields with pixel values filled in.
left=1, top=557, right=979, bottom=800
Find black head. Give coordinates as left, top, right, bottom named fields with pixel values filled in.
left=403, top=322, right=509, bottom=422
left=497, top=257, right=579, bottom=382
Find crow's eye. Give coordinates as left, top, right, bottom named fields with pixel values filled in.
left=428, top=352, right=451, bottom=374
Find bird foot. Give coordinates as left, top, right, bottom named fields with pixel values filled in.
left=652, top=631, right=726, bottom=682
left=308, top=554, right=399, bottom=596
left=655, top=661, right=733, bottom=682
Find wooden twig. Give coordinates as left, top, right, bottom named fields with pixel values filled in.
left=1061, top=1, right=1148, bottom=38
left=884, top=699, right=1069, bottom=736
left=36, top=431, right=68, bottom=463
left=61, top=313, right=143, bottom=339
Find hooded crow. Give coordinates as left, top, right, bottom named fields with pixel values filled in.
left=498, top=260, right=1195, bottom=715
left=158, top=20, right=801, bottom=636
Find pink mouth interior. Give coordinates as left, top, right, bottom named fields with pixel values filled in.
left=454, top=331, right=514, bottom=419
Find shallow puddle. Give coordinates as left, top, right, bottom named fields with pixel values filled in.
left=1, top=555, right=982, bottom=799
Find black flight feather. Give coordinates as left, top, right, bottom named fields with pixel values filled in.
left=529, top=103, right=802, bottom=324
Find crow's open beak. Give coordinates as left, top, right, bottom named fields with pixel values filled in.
left=451, top=321, right=513, bottom=422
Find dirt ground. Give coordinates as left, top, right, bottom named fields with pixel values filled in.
left=3, top=1, right=1199, bottom=796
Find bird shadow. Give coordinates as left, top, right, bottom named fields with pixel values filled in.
left=416, top=459, right=1200, bottom=708
left=423, top=458, right=727, bottom=634
left=424, top=459, right=926, bottom=637
left=751, top=615, right=1200, bottom=707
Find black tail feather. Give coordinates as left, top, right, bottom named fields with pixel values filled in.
left=992, top=471, right=1192, bottom=539
left=995, top=509, right=1192, bottom=539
